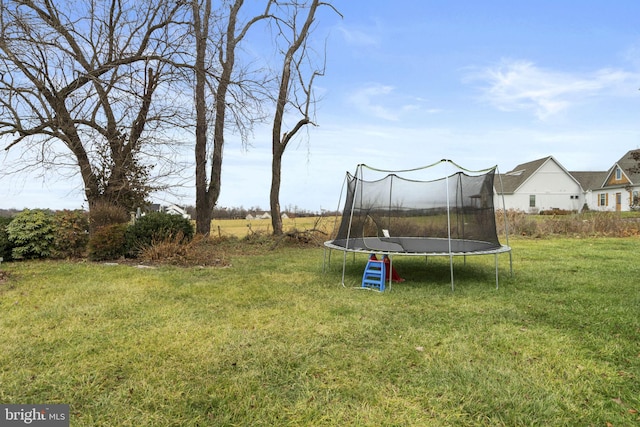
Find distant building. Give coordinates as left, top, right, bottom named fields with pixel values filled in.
left=146, top=203, right=191, bottom=219
left=495, top=150, right=640, bottom=212
left=496, top=156, right=583, bottom=213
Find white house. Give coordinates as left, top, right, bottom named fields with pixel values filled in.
left=163, top=204, right=190, bottom=218
left=496, top=156, right=584, bottom=213
left=581, top=150, right=640, bottom=212
left=147, top=203, right=191, bottom=219
left=569, top=171, right=608, bottom=211
left=495, top=150, right=640, bottom=213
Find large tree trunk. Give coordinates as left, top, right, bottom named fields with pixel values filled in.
left=193, top=0, right=269, bottom=235
left=270, top=143, right=285, bottom=235
left=193, top=0, right=212, bottom=235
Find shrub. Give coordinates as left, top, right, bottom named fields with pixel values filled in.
left=89, top=201, right=130, bottom=231
left=87, top=223, right=128, bottom=261
left=0, top=216, right=15, bottom=262
left=539, top=208, right=574, bottom=215
left=125, top=212, right=194, bottom=257
left=590, top=212, right=625, bottom=236
left=134, top=234, right=231, bottom=267
left=495, top=209, right=538, bottom=237
left=6, top=209, right=56, bottom=259
left=52, top=210, right=90, bottom=259
left=87, top=203, right=130, bottom=261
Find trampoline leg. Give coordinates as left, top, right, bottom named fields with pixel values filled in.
left=449, top=254, right=455, bottom=292
left=509, top=251, right=513, bottom=277
left=388, top=254, right=393, bottom=291
left=495, top=253, right=499, bottom=290
left=322, top=248, right=328, bottom=273
left=341, top=251, right=348, bottom=287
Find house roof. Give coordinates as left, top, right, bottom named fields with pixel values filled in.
left=496, top=150, right=640, bottom=196
left=569, top=171, right=608, bottom=191
left=612, top=149, right=640, bottom=185
left=497, top=156, right=552, bottom=194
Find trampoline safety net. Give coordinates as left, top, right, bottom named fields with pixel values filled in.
left=330, top=161, right=503, bottom=254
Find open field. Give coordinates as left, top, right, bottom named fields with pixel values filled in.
left=0, top=237, right=639, bottom=426
left=217, top=210, right=640, bottom=240
left=211, top=216, right=336, bottom=238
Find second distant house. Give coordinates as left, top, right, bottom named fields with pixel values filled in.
left=496, top=150, right=640, bottom=213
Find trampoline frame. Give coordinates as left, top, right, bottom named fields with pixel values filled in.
left=323, top=238, right=512, bottom=291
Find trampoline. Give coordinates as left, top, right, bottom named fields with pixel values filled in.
left=323, top=160, right=512, bottom=291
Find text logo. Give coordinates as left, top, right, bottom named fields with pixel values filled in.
left=1, top=405, right=69, bottom=426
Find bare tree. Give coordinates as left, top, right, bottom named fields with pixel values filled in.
left=191, top=0, right=273, bottom=235
left=269, top=0, right=338, bottom=235
left=0, top=0, right=186, bottom=212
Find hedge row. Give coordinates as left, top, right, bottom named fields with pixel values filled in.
left=0, top=208, right=194, bottom=262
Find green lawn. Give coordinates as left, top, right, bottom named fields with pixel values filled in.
left=0, top=238, right=638, bottom=426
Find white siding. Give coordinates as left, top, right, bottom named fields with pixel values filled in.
left=497, top=159, right=583, bottom=212
left=589, top=187, right=640, bottom=212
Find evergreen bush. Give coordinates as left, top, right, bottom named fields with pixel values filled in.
left=0, top=216, right=15, bottom=262
left=6, top=209, right=56, bottom=259
left=125, top=212, right=194, bottom=257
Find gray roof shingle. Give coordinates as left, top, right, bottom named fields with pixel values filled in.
left=497, top=151, right=640, bottom=194
left=568, top=171, right=608, bottom=191
left=614, top=149, right=640, bottom=185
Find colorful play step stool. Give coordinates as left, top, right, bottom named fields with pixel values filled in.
left=361, top=256, right=387, bottom=291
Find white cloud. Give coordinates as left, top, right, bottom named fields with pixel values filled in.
left=347, top=84, right=401, bottom=121
left=337, top=25, right=380, bottom=48
left=466, top=59, right=640, bottom=120
left=346, top=84, right=438, bottom=122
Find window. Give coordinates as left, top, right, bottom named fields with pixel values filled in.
left=529, top=195, right=536, bottom=208
left=616, top=167, right=622, bottom=180
left=633, top=191, right=639, bottom=206
left=599, top=193, right=608, bottom=206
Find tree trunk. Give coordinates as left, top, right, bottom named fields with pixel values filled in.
left=270, top=143, right=285, bottom=235
left=193, top=0, right=212, bottom=235
left=269, top=0, right=322, bottom=235
left=193, top=0, right=258, bottom=235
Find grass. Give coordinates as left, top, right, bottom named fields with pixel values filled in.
left=0, top=237, right=639, bottom=426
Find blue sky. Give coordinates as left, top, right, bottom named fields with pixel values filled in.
left=2, top=1, right=640, bottom=211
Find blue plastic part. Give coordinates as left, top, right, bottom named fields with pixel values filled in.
left=361, top=258, right=386, bottom=291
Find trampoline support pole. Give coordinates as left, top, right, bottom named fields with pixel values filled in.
left=388, top=254, right=393, bottom=291
left=341, top=250, right=348, bottom=287
left=322, top=247, right=327, bottom=273
left=495, top=253, right=499, bottom=289
left=449, top=255, right=454, bottom=292
left=509, top=251, right=513, bottom=277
